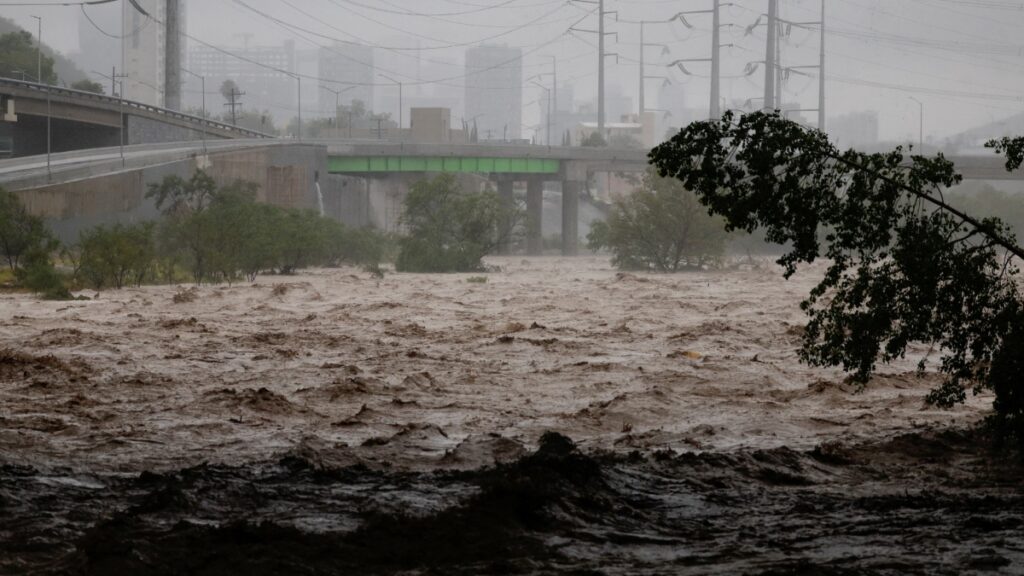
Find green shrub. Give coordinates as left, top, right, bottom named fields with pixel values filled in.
left=140, top=171, right=393, bottom=284
left=79, top=223, right=155, bottom=289
left=396, top=173, right=520, bottom=273
left=17, top=245, right=70, bottom=300
left=0, top=188, right=53, bottom=273
left=587, top=169, right=730, bottom=272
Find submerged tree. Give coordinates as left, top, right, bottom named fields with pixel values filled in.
left=396, top=173, right=520, bottom=273
left=587, top=168, right=730, bottom=272
left=650, top=111, right=1024, bottom=449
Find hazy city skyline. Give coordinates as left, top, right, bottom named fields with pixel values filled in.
left=4, top=0, right=1024, bottom=144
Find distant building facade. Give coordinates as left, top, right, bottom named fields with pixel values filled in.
left=464, top=45, right=522, bottom=141
left=829, top=111, right=880, bottom=150
left=410, top=107, right=452, bottom=143
left=188, top=40, right=297, bottom=120
left=318, top=42, right=374, bottom=115
left=122, top=0, right=186, bottom=109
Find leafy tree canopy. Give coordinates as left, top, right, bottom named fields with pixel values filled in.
left=650, top=111, right=1024, bottom=448
left=580, top=132, right=607, bottom=148
left=71, top=79, right=104, bottom=94
left=587, top=168, right=729, bottom=272
left=396, top=173, right=520, bottom=273
left=0, top=31, right=56, bottom=84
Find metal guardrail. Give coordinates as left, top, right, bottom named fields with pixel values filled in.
left=0, top=77, right=274, bottom=139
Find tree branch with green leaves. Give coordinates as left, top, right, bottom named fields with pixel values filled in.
left=650, top=111, right=1024, bottom=449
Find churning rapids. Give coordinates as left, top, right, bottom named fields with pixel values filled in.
left=1, top=257, right=1021, bottom=574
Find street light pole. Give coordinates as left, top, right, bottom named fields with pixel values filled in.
left=181, top=67, right=207, bottom=154
left=379, top=74, right=403, bottom=138
left=909, top=96, right=923, bottom=150
left=320, top=85, right=358, bottom=138
left=531, top=81, right=551, bottom=146
left=31, top=15, right=41, bottom=83
left=94, top=69, right=126, bottom=165
left=28, top=16, right=50, bottom=177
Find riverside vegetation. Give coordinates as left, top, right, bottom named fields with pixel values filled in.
left=587, top=168, right=730, bottom=272
left=0, top=171, right=392, bottom=296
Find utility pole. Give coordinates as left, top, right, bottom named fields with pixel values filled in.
left=818, top=0, right=826, bottom=131
left=225, top=86, right=244, bottom=126
left=598, top=0, right=605, bottom=134
left=710, top=0, right=721, bottom=118
left=764, top=0, right=778, bottom=110
left=775, top=24, right=783, bottom=108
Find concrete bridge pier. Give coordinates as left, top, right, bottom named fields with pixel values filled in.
left=561, top=161, right=587, bottom=256
left=526, top=178, right=544, bottom=256
left=561, top=181, right=582, bottom=256
left=496, top=176, right=515, bottom=255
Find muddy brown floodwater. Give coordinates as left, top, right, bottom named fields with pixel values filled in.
left=0, top=257, right=1021, bottom=575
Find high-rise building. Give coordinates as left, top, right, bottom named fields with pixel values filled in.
left=122, top=0, right=186, bottom=109
left=465, top=45, right=522, bottom=141
left=188, top=40, right=297, bottom=122
left=76, top=3, right=121, bottom=83
left=318, top=42, right=374, bottom=115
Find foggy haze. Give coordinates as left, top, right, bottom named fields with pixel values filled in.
left=4, top=0, right=1024, bottom=145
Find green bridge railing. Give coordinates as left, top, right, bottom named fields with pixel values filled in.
left=329, top=156, right=561, bottom=175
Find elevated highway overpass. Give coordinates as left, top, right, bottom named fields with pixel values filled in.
left=0, top=136, right=1020, bottom=256
left=0, top=78, right=270, bottom=158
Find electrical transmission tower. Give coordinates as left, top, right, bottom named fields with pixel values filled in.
left=667, top=0, right=729, bottom=120
left=749, top=0, right=825, bottom=130
left=570, top=0, right=618, bottom=136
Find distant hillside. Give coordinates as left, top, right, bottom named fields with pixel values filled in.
left=0, top=16, right=88, bottom=85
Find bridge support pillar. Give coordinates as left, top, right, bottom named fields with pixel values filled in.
left=497, top=177, right=515, bottom=255
left=561, top=180, right=582, bottom=256
left=526, top=179, right=544, bottom=256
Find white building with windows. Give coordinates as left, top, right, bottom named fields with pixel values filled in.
left=188, top=40, right=297, bottom=121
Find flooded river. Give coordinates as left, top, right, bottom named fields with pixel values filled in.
left=1, top=257, right=1020, bottom=574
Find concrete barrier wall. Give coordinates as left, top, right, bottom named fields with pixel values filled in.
left=13, top=144, right=331, bottom=243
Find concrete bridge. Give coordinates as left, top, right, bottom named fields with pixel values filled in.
left=0, top=78, right=270, bottom=158
left=0, top=133, right=1021, bottom=257
left=0, top=139, right=650, bottom=255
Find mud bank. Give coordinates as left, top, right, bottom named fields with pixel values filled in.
left=2, top=429, right=1023, bottom=575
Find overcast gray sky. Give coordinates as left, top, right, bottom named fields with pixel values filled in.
left=4, top=0, right=1024, bottom=143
